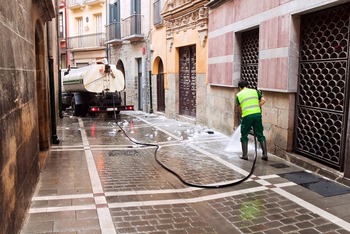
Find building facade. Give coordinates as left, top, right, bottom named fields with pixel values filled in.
left=67, top=0, right=107, bottom=67
left=0, top=0, right=59, bottom=232
left=106, top=0, right=151, bottom=111
left=207, top=0, right=350, bottom=178
left=59, top=0, right=69, bottom=69
left=150, top=0, right=210, bottom=124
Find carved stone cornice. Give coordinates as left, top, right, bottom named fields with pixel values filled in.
left=162, top=0, right=209, bottom=50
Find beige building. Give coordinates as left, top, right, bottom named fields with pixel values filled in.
left=67, top=0, right=107, bottom=66
left=0, top=0, right=59, bottom=232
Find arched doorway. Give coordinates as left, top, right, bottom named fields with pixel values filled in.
left=157, top=59, right=165, bottom=112
left=117, top=60, right=127, bottom=106
left=35, top=20, right=50, bottom=150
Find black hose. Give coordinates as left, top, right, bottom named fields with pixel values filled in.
left=114, top=118, right=258, bottom=189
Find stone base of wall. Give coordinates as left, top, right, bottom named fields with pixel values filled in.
left=205, top=86, right=237, bottom=136
left=277, top=150, right=350, bottom=188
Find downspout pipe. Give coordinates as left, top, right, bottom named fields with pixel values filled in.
left=47, top=23, right=60, bottom=145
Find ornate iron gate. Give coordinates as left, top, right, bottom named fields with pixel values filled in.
left=295, top=4, right=350, bottom=170
left=179, top=45, right=196, bottom=117
left=241, top=28, right=259, bottom=89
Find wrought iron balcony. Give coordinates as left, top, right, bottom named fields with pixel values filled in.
left=84, top=0, right=104, bottom=6
left=106, top=22, right=122, bottom=44
left=122, top=14, right=144, bottom=41
left=68, top=0, right=84, bottom=9
left=67, top=33, right=106, bottom=50
left=106, top=14, right=144, bottom=44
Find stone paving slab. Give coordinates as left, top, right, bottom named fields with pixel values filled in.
left=20, top=111, right=350, bottom=234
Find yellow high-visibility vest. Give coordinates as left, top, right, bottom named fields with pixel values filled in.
left=237, top=88, right=261, bottom=117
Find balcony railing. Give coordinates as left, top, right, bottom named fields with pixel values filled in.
left=106, top=14, right=144, bottom=43
left=84, top=0, right=104, bottom=6
left=68, top=0, right=104, bottom=9
left=68, top=0, right=84, bottom=9
left=122, top=14, right=143, bottom=38
left=67, top=33, right=106, bottom=49
left=106, top=22, right=122, bottom=43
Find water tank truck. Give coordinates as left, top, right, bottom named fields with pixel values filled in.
left=62, top=60, right=133, bottom=116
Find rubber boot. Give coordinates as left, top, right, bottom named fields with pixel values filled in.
left=260, top=141, right=268, bottom=161
left=240, top=142, right=248, bottom=160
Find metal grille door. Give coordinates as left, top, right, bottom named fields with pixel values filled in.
left=179, top=45, right=196, bottom=117
left=241, top=28, right=259, bottom=89
left=296, top=5, right=350, bottom=170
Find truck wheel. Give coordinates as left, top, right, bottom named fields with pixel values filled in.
left=80, top=105, right=89, bottom=117
left=73, top=104, right=83, bottom=116
left=72, top=98, right=82, bottom=116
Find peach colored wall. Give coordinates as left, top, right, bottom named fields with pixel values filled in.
left=168, top=28, right=208, bottom=74
left=151, top=26, right=168, bottom=89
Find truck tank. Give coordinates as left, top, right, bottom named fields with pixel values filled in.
left=62, top=63, right=133, bottom=116
left=63, top=64, right=124, bottom=93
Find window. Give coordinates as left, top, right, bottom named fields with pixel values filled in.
left=131, top=0, right=141, bottom=15
left=153, top=0, right=163, bottom=25
left=95, top=14, right=102, bottom=33
left=77, top=17, right=83, bottom=36
left=109, top=0, right=120, bottom=23
left=77, top=17, right=83, bottom=47
left=59, top=11, right=65, bottom=38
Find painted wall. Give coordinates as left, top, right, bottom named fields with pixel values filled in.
left=0, top=0, right=56, bottom=233
left=151, top=0, right=209, bottom=122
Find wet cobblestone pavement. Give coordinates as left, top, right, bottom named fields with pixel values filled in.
left=21, top=111, right=350, bottom=233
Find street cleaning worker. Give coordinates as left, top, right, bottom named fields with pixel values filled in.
left=236, top=80, right=268, bottom=161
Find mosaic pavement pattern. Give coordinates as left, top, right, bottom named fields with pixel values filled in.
left=21, top=111, right=350, bottom=233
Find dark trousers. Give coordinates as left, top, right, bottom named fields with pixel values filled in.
left=240, top=113, right=265, bottom=143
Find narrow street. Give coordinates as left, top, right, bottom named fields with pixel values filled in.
left=21, top=111, right=350, bottom=233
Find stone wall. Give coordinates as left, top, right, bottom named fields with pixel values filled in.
left=109, top=41, right=147, bottom=111
left=261, top=92, right=296, bottom=156
left=0, top=0, right=56, bottom=233
left=205, top=86, right=237, bottom=136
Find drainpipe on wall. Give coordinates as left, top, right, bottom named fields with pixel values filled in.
left=149, top=70, right=153, bottom=113
left=47, top=23, right=60, bottom=145
left=148, top=0, right=153, bottom=114
left=106, top=0, right=109, bottom=62
left=49, top=58, right=59, bottom=144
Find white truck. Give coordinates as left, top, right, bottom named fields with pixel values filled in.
left=62, top=60, right=133, bottom=116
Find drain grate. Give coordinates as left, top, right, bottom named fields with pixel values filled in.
left=270, top=163, right=290, bottom=169
left=108, top=150, right=139, bottom=157
left=279, top=171, right=350, bottom=197
left=279, top=171, right=322, bottom=184
left=302, top=180, right=350, bottom=197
